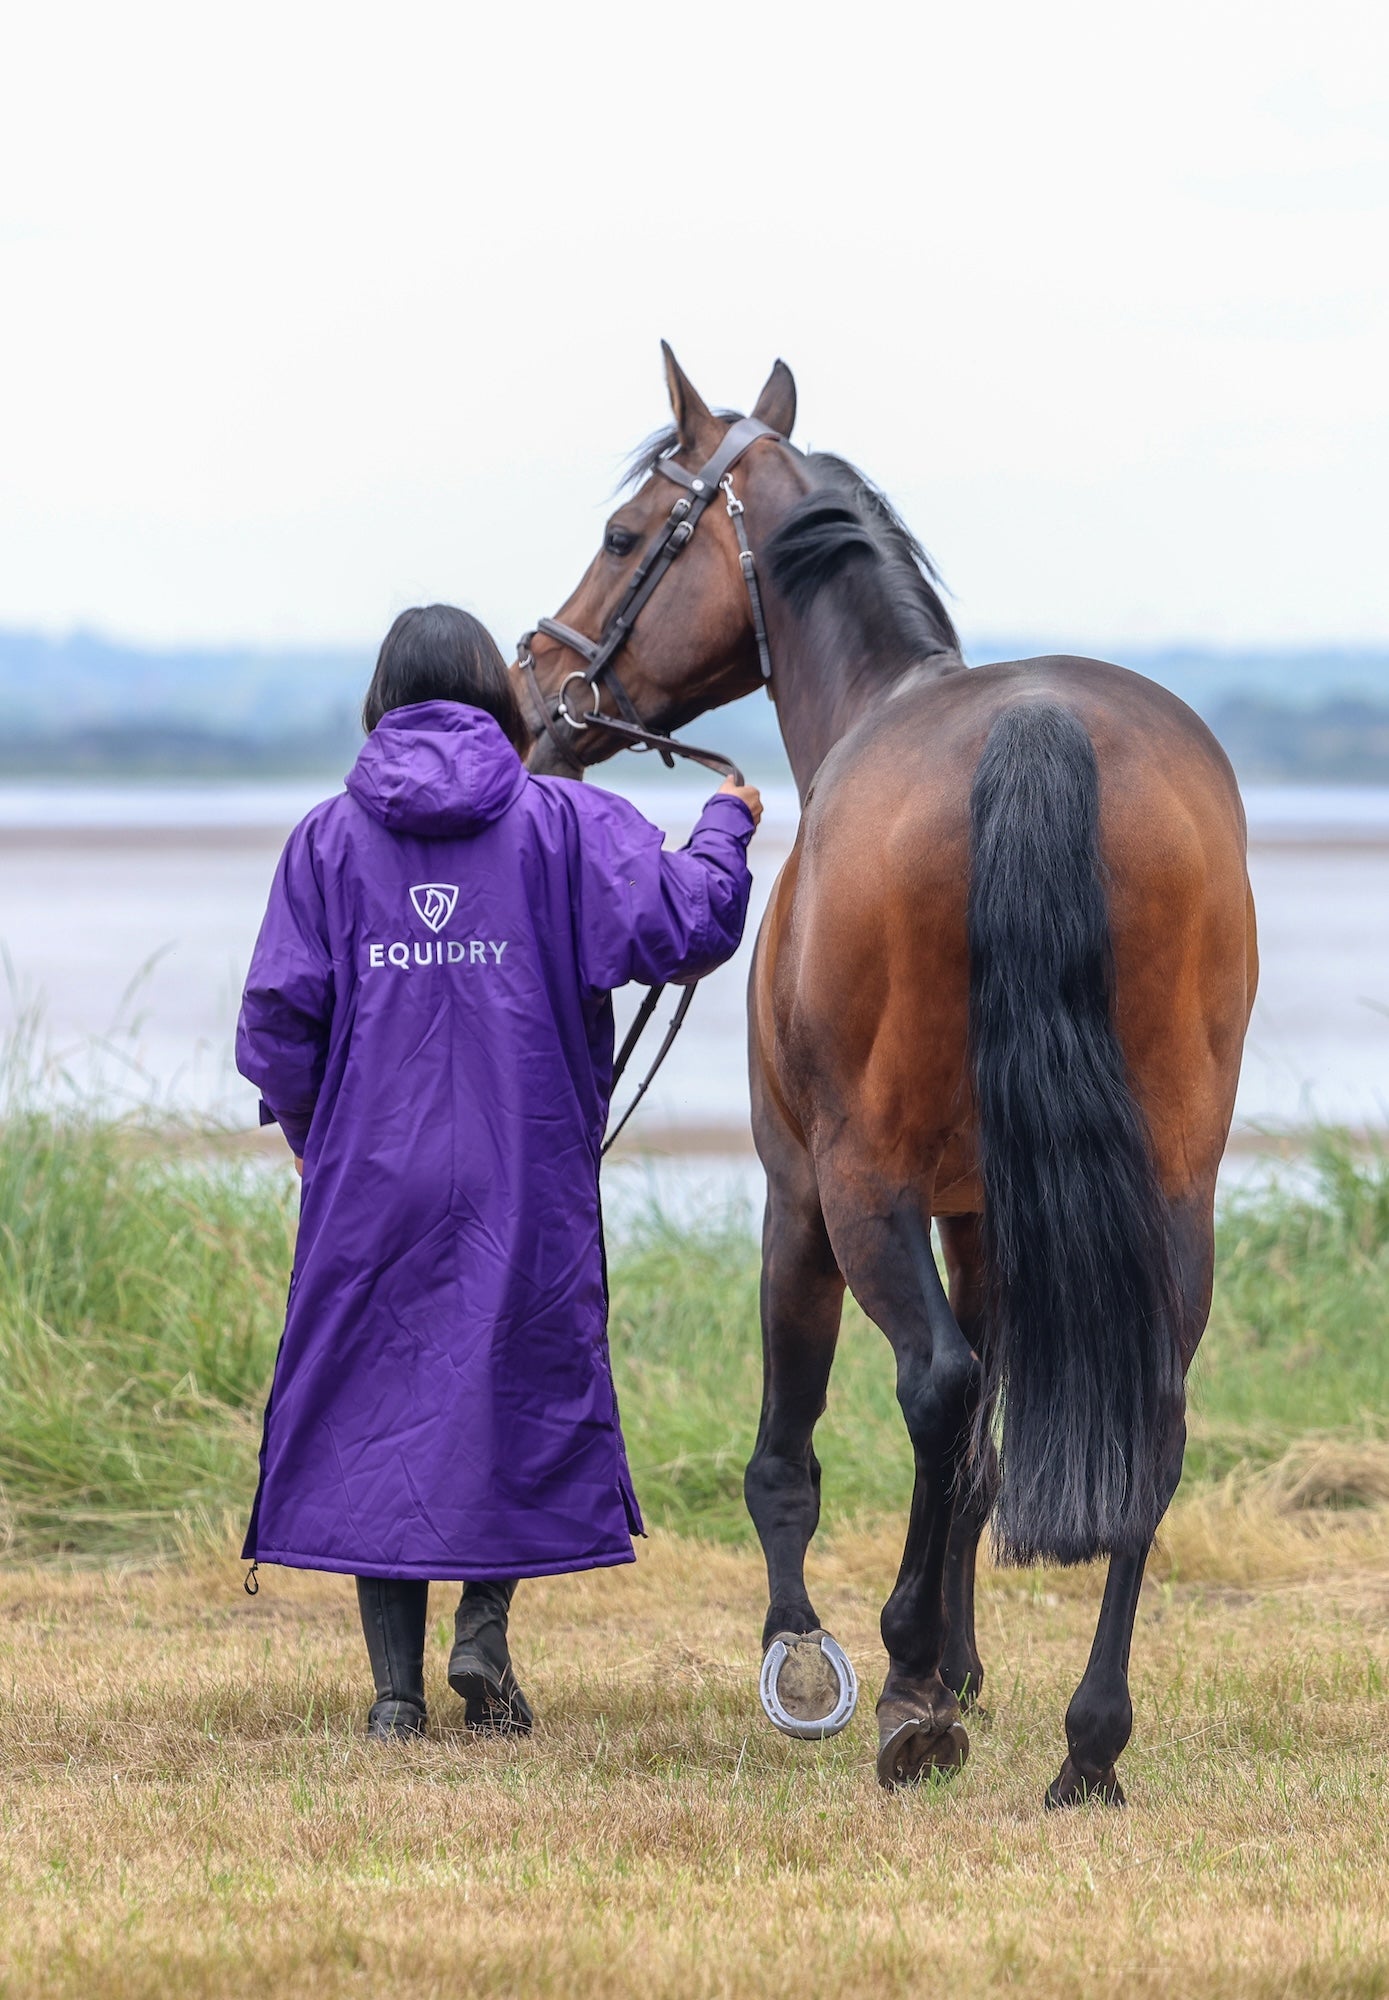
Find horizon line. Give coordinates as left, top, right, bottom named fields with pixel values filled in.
left=5, top=624, right=1389, bottom=663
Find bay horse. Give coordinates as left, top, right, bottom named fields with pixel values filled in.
left=516, top=345, right=1257, bottom=1805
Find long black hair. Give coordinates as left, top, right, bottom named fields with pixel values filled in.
left=967, top=701, right=1184, bottom=1565
left=363, top=604, right=526, bottom=750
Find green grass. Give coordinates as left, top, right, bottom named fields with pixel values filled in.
left=607, top=1203, right=904, bottom=1532
left=610, top=1143, right=1389, bottom=1535
left=0, top=1110, right=295, bottom=1555
left=0, top=1103, right=1386, bottom=1557
left=1187, top=1139, right=1389, bottom=1478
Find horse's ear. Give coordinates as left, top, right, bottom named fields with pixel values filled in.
left=661, top=340, right=721, bottom=455
left=751, top=359, right=796, bottom=439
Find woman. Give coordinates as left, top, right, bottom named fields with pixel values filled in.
left=237, top=604, right=760, bottom=1741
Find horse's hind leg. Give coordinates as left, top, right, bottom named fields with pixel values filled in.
left=743, top=1120, right=847, bottom=1705
left=1046, top=1191, right=1214, bottom=1808
left=820, top=1175, right=980, bottom=1786
left=1044, top=1430, right=1186, bottom=1808
left=937, top=1214, right=996, bottom=1711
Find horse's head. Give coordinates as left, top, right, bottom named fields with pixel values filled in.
left=516, top=343, right=803, bottom=774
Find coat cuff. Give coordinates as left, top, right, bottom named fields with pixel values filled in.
left=258, top=1097, right=312, bottom=1157
left=694, top=792, right=756, bottom=843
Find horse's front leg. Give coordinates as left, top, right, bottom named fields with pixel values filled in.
left=823, top=1177, right=980, bottom=1787
left=744, top=1094, right=851, bottom=1733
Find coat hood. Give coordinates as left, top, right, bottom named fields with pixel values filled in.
left=345, top=701, right=529, bottom=837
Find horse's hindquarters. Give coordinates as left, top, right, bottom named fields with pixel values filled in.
left=747, top=659, right=1255, bottom=1799
left=757, top=666, right=1255, bottom=1213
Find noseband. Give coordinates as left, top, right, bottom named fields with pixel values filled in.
left=513, top=415, right=780, bottom=784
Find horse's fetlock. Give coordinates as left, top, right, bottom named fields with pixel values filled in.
left=762, top=1603, right=820, bottom=1649
left=1065, top=1685, right=1134, bottom=1770
left=941, top=1644, right=986, bottom=1711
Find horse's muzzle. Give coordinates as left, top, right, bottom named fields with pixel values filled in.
left=525, top=729, right=587, bottom=779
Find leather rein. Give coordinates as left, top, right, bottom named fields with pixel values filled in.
left=511, top=415, right=782, bottom=1155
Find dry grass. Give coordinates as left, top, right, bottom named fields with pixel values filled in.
left=3, top=1482, right=1389, bottom=2000
left=1151, top=1439, right=1389, bottom=1593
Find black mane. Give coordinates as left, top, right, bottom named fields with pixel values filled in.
left=621, top=422, right=961, bottom=665
left=767, top=453, right=960, bottom=661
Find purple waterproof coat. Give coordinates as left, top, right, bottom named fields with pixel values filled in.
left=236, top=700, right=753, bottom=1580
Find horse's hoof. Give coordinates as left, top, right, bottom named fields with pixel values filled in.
left=876, top=1718, right=970, bottom=1789
left=1044, top=1756, right=1126, bottom=1809
left=759, top=1630, right=858, bottom=1739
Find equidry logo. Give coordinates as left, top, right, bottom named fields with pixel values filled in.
left=409, top=883, right=459, bottom=932
left=368, top=939, right=508, bottom=969
left=363, top=882, right=509, bottom=975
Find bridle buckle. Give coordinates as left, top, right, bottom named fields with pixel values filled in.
left=557, top=670, right=602, bottom=732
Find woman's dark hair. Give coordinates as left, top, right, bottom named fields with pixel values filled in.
left=362, top=604, right=527, bottom=750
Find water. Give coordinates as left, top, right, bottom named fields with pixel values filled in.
left=3, top=783, right=1387, bottom=1207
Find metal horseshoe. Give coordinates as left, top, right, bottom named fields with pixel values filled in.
left=758, top=1632, right=859, bottom=1740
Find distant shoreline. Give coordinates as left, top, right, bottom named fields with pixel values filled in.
left=5, top=821, right=1389, bottom=854
left=123, top=1118, right=1387, bottom=1164
left=4, top=630, right=1389, bottom=786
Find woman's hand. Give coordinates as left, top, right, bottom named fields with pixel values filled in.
left=719, top=776, right=763, bottom=828
left=294, top=1157, right=304, bottom=1177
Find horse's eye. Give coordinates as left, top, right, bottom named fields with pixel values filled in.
left=604, top=525, right=637, bottom=558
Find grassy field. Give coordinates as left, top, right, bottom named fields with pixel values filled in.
left=2, top=1111, right=1388, bottom=1558
left=1, top=1112, right=1388, bottom=1995
left=2, top=1520, right=1388, bottom=1998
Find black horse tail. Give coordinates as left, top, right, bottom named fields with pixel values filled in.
left=966, top=701, right=1184, bottom=1567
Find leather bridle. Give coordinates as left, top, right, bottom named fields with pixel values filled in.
left=513, top=415, right=781, bottom=785
left=510, top=415, right=783, bottom=1156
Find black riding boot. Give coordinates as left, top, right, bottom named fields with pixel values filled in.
left=356, top=1576, right=429, bottom=1740
left=448, top=1579, right=533, bottom=1736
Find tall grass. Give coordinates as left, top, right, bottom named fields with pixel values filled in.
left=0, top=1111, right=295, bottom=1554
left=1189, top=1137, right=1389, bottom=1478
left=606, top=1203, right=906, bottom=1533
left=0, top=1106, right=1386, bottom=1557
left=612, top=1143, right=1389, bottom=1537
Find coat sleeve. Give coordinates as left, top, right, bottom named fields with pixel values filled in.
left=575, top=790, right=755, bottom=994
left=235, top=820, right=335, bottom=1156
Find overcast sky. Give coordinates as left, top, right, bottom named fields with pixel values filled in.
left=2, top=0, right=1386, bottom=653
